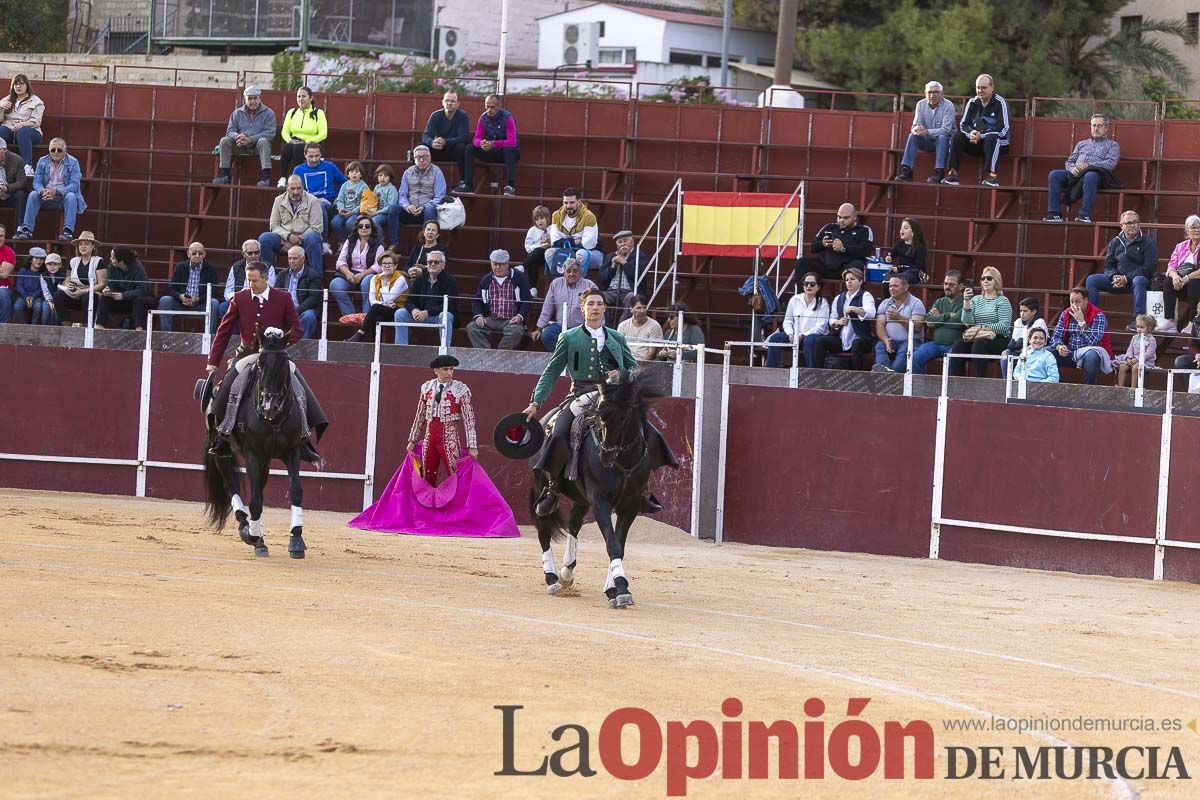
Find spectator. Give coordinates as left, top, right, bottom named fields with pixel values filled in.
left=275, top=245, right=323, bottom=339
left=260, top=174, right=324, bottom=272
left=523, top=204, right=553, bottom=276
left=1158, top=215, right=1200, bottom=335
left=895, top=81, right=957, bottom=184
left=598, top=229, right=648, bottom=311
left=0, top=138, right=28, bottom=223
left=658, top=302, right=705, bottom=362
left=40, top=251, right=63, bottom=324
left=1115, top=314, right=1159, bottom=389
left=278, top=86, right=327, bottom=187
left=457, top=94, right=519, bottom=196
left=292, top=142, right=345, bottom=251
left=944, top=74, right=1011, bottom=188
left=886, top=217, right=928, bottom=286
left=1002, top=297, right=1049, bottom=373
left=14, top=137, right=86, bottom=242
left=872, top=274, right=926, bottom=373
left=331, top=215, right=384, bottom=318
left=346, top=250, right=409, bottom=342
left=0, top=223, right=14, bottom=322
left=158, top=242, right=221, bottom=332
left=535, top=259, right=597, bottom=351
left=804, top=267, right=876, bottom=371
left=53, top=231, right=107, bottom=326
left=1050, top=287, right=1113, bottom=385
left=13, top=246, right=47, bottom=324
left=219, top=239, right=275, bottom=323
left=329, top=160, right=369, bottom=249
left=1086, top=210, right=1157, bottom=331
left=397, top=249, right=457, bottom=346
left=214, top=85, right=275, bottom=187
left=1012, top=328, right=1060, bottom=384
left=617, top=295, right=663, bottom=360
left=764, top=271, right=828, bottom=369
left=98, top=247, right=154, bottom=330
left=795, top=203, right=872, bottom=279
left=545, top=188, right=601, bottom=276
left=952, top=266, right=1012, bottom=377
left=392, top=145, right=446, bottom=231
left=372, top=164, right=399, bottom=243
left=406, top=220, right=446, bottom=270
left=0, top=74, right=43, bottom=169
left=423, top=91, right=471, bottom=178
left=469, top=248, right=533, bottom=349
left=1043, top=114, right=1121, bottom=224
left=912, top=270, right=965, bottom=375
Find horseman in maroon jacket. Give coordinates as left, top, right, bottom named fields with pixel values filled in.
left=205, top=261, right=327, bottom=460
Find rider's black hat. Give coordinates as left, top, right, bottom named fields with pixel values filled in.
left=493, top=412, right=545, bottom=459
left=194, top=373, right=216, bottom=408
left=429, top=354, right=460, bottom=369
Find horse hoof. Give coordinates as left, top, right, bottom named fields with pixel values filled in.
left=561, top=567, right=575, bottom=589
left=547, top=581, right=563, bottom=595
left=254, top=540, right=269, bottom=557
left=611, top=593, right=634, bottom=609
left=288, top=534, right=306, bottom=559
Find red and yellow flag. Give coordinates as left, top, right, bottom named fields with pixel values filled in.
left=681, top=192, right=800, bottom=257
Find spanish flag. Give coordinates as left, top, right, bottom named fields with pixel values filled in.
left=681, top=192, right=801, bottom=257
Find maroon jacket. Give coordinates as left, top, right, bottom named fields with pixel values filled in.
left=208, top=286, right=302, bottom=369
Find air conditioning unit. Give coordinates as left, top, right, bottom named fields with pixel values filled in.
left=435, top=27, right=467, bottom=65
left=561, top=22, right=600, bottom=67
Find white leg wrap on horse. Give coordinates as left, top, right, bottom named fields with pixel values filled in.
left=291, top=505, right=303, bottom=528
left=564, top=534, right=578, bottom=567
left=231, top=494, right=247, bottom=514
left=542, top=548, right=556, bottom=575
left=605, top=558, right=626, bottom=591
left=249, top=518, right=264, bottom=539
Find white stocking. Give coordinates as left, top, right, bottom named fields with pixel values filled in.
left=249, top=518, right=264, bottom=540
left=541, top=548, right=557, bottom=575
left=290, top=505, right=303, bottom=528
left=564, top=534, right=578, bottom=568
left=231, top=493, right=247, bottom=515
left=604, top=558, right=625, bottom=592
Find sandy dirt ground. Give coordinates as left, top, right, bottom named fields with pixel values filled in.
left=1, top=488, right=1199, bottom=799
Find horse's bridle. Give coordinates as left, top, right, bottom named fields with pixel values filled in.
left=589, top=404, right=646, bottom=476
left=254, top=354, right=291, bottom=430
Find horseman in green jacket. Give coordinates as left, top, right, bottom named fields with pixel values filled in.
left=524, top=288, right=677, bottom=517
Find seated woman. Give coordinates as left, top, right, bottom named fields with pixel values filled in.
left=407, top=220, right=447, bottom=270
left=657, top=302, right=704, bottom=362
left=1012, top=327, right=1059, bottom=383
left=764, top=271, right=828, bottom=368
left=1160, top=215, right=1200, bottom=334
left=951, top=265, right=1012, bottom=377
left=886, top=217, right=928, bottom=286
left=0, top=74, right=44, bottom=168
left=804, top=266, right=876, bottom=370
left=331, top=216, right=385, bottom=318
left=278, top=86, right=328, bottom=187
left=346, top=249, right=409, bottom=342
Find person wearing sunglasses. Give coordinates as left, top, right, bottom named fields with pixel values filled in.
left=218, top=239, right=276, bottom=325
left=951, top=265, right=1012, bottom=378
left=764, top=272, right=828, bottom=369
left=13, top=137, right=87, bottom=242
left=331, top=216, right=385, bottom=318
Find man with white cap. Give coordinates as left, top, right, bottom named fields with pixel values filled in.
left=214, top=85, right=276, bottom=188
left=0, top=138, right=28, bottom=224
left=469, top=248, right=533, bottom=350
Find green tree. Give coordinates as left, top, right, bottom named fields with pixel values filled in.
left=1052, top=17, right=1192, bottom=96
left=0, top=0, right=67, bottom=52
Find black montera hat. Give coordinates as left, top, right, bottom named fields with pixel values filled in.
left=430, top=354, right=460, bottom=369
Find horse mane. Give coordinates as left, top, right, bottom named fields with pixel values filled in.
left=596, top=370, right=662, bottom=428
left=257, top=337, right=292, bottom=393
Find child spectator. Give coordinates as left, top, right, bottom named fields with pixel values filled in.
left=1115, top=314, right=1159, bottom=389
left=1012, top=328, right=1059, bottom=383
left=523, top=205, right=552, bottom=275
left=886, top=217, right=929, bottom=285
left=14, top=246, right=47, bottom=323
left=329, top=161, right=367, bottom=249
left=40, top=251, right=64, bottom=324
left=1002, top=297, right=1049, bottom=374
left=372, top=164, right=399, bottom=244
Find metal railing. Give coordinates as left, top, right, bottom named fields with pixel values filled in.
left=634, top=178, right=682, bottom=309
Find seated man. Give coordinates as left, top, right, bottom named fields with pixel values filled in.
left=391, top=145, right=446, bottom=229
left=911, top=270, right=965, bottom=374
left=260, top=175, right=325, bottom=271
left=523, top=288, right=677, bottom=517
left=205, top=261, right=325, bottom=461
left=158, top=242, right=221, bottom=332
left=617, top=295, right=663, bottom=360
left=944, top=74, right=1011, bottom=188
left=98, top=247, right=155, bottom=330
left=219, top=239, right=276, bottom=323
left=456, top=94, right=519, bottom=196
left=1050, top=288, right=1114, bottom=385
left=395, top=250, right=458, bottom=346
left=275, top=245, right=323, bottom=339
left=545, top=188, right=601, bottom=275
left=422, top=91, right=471, bottom=178
left=872, top=274, right=926, bottom=373
left=535, top=259, right=596, bottom=351
left=214, top=85, right=276, bottom=187
left=13, top=138, right=86, bottom=242
left=0, top=138, right=28, bottom=224
left=292, top=142, right=345, bottom=251
left=1044, top=114, right=1121, bottom=224
left=1086, top=211, right=1157, bottom=332
left=468, top=249, right=533, bottom=350
left=597, top=229, right=647, bottom=313
left=894, top=81, right=957, bottom=184
left=795, top=203, right=872, bottom=279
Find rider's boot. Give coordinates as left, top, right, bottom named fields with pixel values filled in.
left=639, top=493, right=664, bottom=514
left=208, top=432, right=233, bottom=458
left=535, top=475, right=560, bottom=517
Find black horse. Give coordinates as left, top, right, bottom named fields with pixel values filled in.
left=528, top=371, right=662, bottom=609
left=203, top=331, right=310, bottom=559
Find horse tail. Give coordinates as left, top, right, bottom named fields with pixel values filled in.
left=528, top=480, right=566, bottom=542
left=203, top=428, right=238, bottom=530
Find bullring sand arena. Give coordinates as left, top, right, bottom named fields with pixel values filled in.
left=2, top=488, right=1199, bottom=799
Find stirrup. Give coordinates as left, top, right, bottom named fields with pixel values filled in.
left=639, top=493, right=663, bottom=514
left=535, top=481, right=560, bottom=517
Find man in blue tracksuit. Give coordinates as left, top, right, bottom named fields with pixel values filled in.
left=944, top=73, right=1010, bottom=188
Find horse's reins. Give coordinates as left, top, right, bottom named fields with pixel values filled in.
left=254, top=351, right=292, bottom=431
